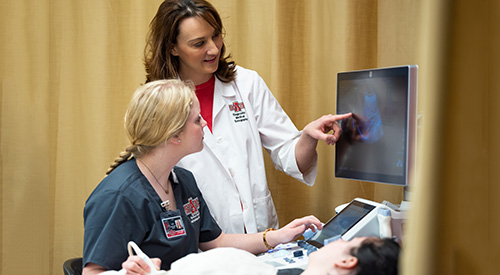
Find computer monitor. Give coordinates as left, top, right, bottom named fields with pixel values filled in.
left=335, top=65, right=418, bottom=186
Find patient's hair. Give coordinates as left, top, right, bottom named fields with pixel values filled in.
left=351, top=238, right=400, bottom=275
left=106, top=79, right=195, bottom=175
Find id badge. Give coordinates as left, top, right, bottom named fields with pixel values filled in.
left=161, top=209, right=187, bottom=239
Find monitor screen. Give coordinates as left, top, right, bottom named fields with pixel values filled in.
left=335, top=65, right=418, bottom=186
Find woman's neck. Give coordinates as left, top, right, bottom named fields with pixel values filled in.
left=179, top=72, right=214, bottom=86
left=138, top=151, right=177, bottom=182
left=137, top=153, right=177, bottom=208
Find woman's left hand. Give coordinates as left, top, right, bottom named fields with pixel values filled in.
left=267, top=215, right=323, bottom=247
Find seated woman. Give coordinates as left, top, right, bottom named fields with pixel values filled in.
left=303, top=237, right=400, bottom=275
left=82, top=79, right=323, bottom=275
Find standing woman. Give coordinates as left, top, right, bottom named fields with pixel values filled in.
left=144, top=0, right=352, bottom=234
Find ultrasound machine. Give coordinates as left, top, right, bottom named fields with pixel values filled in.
left=258, top=197, right=409, bottom=270
left=258, top=65, right=418, bottom=270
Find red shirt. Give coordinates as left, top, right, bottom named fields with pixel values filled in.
left=195, top=76, right=215, bottom=133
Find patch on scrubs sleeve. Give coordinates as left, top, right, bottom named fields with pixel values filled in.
left=228, top=101, right=248, bottom=123
left=161, top=210, right=186, bottom=239
left=183, top=197, right=200, bottom=223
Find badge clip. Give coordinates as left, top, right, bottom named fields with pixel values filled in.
left=161, top=200, right=170, bottom=211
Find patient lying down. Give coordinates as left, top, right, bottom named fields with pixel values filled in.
left=302, top=237, right=400, bottom=275
left=143, top=237, right=400, bottom=275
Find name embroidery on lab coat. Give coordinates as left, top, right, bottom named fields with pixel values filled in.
left=183, top=197, right=200, bottom=223
left=228, top=101, right=248, bottom=123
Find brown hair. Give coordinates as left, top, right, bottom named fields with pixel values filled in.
left=144, top=0, right=236, bottom=83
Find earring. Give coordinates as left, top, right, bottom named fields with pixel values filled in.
left=178, top=139, right=181, bottom=143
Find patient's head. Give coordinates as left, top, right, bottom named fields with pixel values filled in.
left=350, top=237, right=400, bottom=275
left=305, top=237, right=400, bottom=275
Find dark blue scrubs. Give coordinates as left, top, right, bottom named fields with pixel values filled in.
left=83, top=158, right=222, bottom=270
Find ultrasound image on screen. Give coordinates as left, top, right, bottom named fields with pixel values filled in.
left=335, top=67, right=410, bottom=185
left=307, top=200, right=375, bottom=247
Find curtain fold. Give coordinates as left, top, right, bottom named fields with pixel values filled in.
left=1, top=0, right=497, bottom=274
left=402, top=1, right=499, bottom=274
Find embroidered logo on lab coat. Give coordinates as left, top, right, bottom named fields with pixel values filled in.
left=183, top=197, right=200, bottom=223
left=228, top=101, right=248, bottom=123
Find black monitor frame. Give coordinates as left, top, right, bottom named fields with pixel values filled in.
left=335, top=65, right=418, bottom=186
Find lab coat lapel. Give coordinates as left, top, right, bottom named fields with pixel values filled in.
left=201, top=78, right=238, bottom=178
left=213, top=78, right=235, bottom=120
left=201, top=126, right=217, bottom=150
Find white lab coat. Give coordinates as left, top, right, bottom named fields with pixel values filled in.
left=177, top=66, right=318, bottom=234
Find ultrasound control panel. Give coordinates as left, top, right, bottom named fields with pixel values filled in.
left=257, top=242, right=309, bottom=270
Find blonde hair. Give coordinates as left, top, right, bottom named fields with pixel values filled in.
left=107, top=79, right=195, bottom=175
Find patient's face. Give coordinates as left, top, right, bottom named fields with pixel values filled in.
left=307, top=237, right=380, bottom=273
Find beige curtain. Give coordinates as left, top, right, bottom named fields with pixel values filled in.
left=402, top=1, right=500, bottom=274
left=0, top=0, right=497, bottom=274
